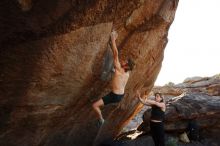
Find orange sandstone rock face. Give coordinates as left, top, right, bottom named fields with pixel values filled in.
left=0, top=0, right=179, bottom=146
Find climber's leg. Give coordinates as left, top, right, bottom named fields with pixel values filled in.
left=92, top=98, right=104, bottom=122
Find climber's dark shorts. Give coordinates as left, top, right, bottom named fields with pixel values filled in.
left=102, top=92, right=124, bottom=105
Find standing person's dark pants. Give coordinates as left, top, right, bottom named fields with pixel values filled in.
left=150, top=121, right=165, bottom=146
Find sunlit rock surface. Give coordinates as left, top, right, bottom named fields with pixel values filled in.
left=0, top=0, right=179, bottom=145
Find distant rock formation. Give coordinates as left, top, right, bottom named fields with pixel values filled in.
left=0, top=0, right=179, bottom=146
left=153, top=74, right=220, bottom=97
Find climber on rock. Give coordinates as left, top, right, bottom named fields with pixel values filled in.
left=92, top=30, right=135, bottom=126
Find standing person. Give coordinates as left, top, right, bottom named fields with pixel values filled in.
left=92, top=31, right=134, bottom=126
left=136, top=91, right=166, bottom=146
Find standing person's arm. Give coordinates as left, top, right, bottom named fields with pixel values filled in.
left=138, top=96, right=151, bottom=106
left=111, top=31, right=121, bottom=71
left=136, top=90, right=150, bottom=106
left=136, top=91, right=165, bottom=109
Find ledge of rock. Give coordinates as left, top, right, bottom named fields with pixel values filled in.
left=0, top=0, right=179, bottom=146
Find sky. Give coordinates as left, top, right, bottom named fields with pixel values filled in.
left=155, top=0, right=220, bottom=86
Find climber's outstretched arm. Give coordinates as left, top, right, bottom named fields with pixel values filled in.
left=111, top=31, right=121, bottom=71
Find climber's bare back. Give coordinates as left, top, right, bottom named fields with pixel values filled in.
left=112, top=69, right=129, bottom=95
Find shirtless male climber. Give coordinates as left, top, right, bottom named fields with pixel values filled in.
left=92, top=31, right=134, bottom=126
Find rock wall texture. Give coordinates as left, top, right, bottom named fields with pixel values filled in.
left=0, top=0, right=179, bottom=146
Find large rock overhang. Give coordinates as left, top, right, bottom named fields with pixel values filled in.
left=0, top=0, right=179, bottom=146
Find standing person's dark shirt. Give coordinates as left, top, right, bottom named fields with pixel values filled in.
left=151, top=105, right=165, bottom=121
